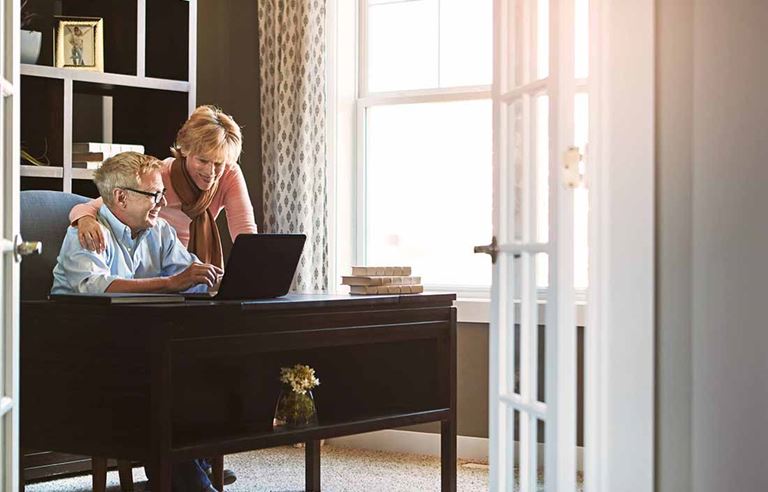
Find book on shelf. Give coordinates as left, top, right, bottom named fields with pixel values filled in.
left=48, top=292, right=185, bottom=304
left=342, top=275, right=421, bottom=286
left=351, top=266, right=412, bottom=276
left=72, top=152, right=104, bottom=161
left=349, top=284, right=424, bottom=295
left=73, top=143, right=145, bottom=160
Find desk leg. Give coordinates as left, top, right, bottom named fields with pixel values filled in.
left=305, top=440, right=321, bottom=492
left=211, top=455, right=224, bottom=490
left=441, top=419, right=457, bottom=492
left=151, top=458, right=172, bottom=492
left=92, top=456, right=107, bottom=492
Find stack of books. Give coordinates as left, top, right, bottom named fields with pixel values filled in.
left=343, top=266, right=423, bottom=295
left=73, top=142, right=145, bottom=169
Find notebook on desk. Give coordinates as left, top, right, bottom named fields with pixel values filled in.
left=184, top=233, right=306, bottom=301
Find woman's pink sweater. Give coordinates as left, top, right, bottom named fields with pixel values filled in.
left=69, top=157, right=258, bottom=247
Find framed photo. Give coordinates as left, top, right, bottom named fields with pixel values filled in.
left=55, top=17, right=104, bottom=71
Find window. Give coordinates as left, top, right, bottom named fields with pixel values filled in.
left=331, top=0, right=589, bottom=297
left=358, top=0, right=494, bottom=292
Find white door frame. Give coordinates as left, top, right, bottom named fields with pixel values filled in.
left=586, top=0, right=654, bottom=490
left=2, top=1, right=20, bottom=490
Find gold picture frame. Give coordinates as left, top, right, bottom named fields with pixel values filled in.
left=55, top=17, right=104, bottom=71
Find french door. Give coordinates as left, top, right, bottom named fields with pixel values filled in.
left=481, top=0, right=587, bottom=490
left=1, top=1, right=20, bottom=490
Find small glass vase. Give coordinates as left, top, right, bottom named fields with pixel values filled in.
left=273, top=386, right=318, bottom=430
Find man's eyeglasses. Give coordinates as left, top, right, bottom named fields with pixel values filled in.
left=122, top=187, right=167, bottom=205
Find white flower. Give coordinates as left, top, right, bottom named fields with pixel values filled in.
left=280, top=364, right=321, bottom=395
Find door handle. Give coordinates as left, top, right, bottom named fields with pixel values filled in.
left=14, top=235, right=41, bottom=263
left=474, top=236, right=498, bottom=264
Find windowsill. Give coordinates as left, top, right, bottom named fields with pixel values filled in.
left=453, top=297, right=587, bottom=326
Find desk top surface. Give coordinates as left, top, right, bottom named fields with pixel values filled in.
left=25, top=292, right=456, bottom=313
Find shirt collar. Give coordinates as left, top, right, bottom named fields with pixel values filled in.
left=98, top=205, right=148, bottom=245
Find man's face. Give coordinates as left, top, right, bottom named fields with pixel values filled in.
left=121, top=170, right=166, bottom=232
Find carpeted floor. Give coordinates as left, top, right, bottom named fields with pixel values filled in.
left=25, top=445, right=491, bottom=492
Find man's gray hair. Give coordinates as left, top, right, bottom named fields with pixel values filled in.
left=93, top=152, right=163, bottom=205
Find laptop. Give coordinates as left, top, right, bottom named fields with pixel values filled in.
left=185, top=233, right=306, bottom=300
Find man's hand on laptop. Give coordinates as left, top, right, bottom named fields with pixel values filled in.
left=168, top=263, right=224, bottom=291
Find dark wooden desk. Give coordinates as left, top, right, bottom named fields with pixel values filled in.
left=21, top=293, right=457, bottom=491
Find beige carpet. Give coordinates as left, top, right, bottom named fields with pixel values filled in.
left=25, top=445, right=491, bottom=492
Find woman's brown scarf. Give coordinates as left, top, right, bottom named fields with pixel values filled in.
left=170, top=157, right=223, bottom=268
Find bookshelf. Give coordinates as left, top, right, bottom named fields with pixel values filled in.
left=20, top=0, right=197, bottom=196
left=19, top=0, right=197, bottom=483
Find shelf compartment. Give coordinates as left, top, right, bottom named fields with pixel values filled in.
left=21, top=76, right=64, bottom=167
left=23, top=0, right=138, bottom=75
left=145, top=0, right=190, bottom=81
left=21, top=64, right=190, bottom=93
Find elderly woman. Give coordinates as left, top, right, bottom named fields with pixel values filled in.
left=70, top=105, right=258, bottom=269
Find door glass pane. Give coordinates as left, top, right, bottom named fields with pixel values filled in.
left=535, top=95, right=549, bottom=288
left=574, top=93, right=588, bottom=289
left=537, top=418, right=546, bottom=488
left=510, top=254, right=522, bottom=395
left=509, top=99, right=524, bottom=241
left=439, top=0, right=492, bottom=87
left=366, top=100, right=492, bottom=287
left=512, top=0, right=526, bottom=86
left=536, top=0, right=550, bottom=79
left=575, top=0, right=589, bottom=78
left=368, top=0, right=439, bottom=92
left=535, top=251, right=548, bottom=403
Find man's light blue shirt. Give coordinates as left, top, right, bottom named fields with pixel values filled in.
left=51, top=205, right=207, bottom=294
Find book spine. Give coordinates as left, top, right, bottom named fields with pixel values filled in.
left=351, top=266, right=412, bottom=276
left=73, top=143, right=145, bottom=159
left=348, top=284, right=424, bottom=295
left=341, top=275, right=421, bottom=286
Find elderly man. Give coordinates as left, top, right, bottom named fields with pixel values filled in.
left=52, top=151, right=221, bottom=295
left=51, top=151, right=223, bottom=492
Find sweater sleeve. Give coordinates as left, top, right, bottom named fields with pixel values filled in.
left=69, top=196, right=104, bottom=225
left=221, top=165, right=258, bottom=240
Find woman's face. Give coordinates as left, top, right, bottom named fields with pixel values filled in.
left=185, top=154, right=226, bottom=191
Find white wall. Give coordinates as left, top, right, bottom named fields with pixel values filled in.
left=690, top=1, right=768, bottom=490
left=655, top=1, right=693, bottom=491
left=658, top=1, right=768, bottom=491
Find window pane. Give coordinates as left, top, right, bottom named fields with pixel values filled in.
left=439, top=0, right=492, bottom=87
left=368, top=0, right=439, bottom=92
left=366, top=100, right=492, bottom=287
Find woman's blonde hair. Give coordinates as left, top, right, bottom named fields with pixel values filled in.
left=93, top=152, right=163, bottom=205
left=171, top=105, right=242, bottom=165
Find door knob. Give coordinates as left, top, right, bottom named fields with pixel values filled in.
left=474, top=236, right=498, bottom=264
left=14, top=235, right=41, bottom=262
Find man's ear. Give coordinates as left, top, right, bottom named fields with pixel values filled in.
left=113, top=188, right=127, bottom=208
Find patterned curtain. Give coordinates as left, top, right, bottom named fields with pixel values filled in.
left=258, top=0, right=328, bottom=291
